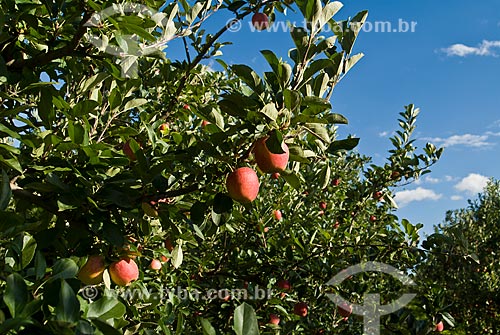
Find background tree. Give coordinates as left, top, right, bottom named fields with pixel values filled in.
left=417, top=179, right=500, bottom=334
left=1, top=0, right=444, bottom=334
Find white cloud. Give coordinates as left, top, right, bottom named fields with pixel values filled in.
left=450, top=195, right=463, bottom=201
left=445, top=175, right=456, bottom=182
left=441, top=40, right=500, bottom=57
left=454, top=173, right=489, bottom=194
left=394, top=187, right=443, bottom=207
left=424, top=176, right=440, bottom=184
left=425, top=134, right=494, bottom=148
left=378, top=131, right=389, bottom=137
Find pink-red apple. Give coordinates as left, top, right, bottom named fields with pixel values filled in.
left=149, top=259, right=162, bottom=271
left=332, top=178, right=340, bottom=186
left=226, top=167, right=260, bottom=203
left=253, top=137, right=289, bottom=173
left=319, top=201, right=327, bottom=210
left=273, top=209, right=282, bottom=221
left=109, top=258, right=139, bottom=286
left=277, top=279, right=291, bottom=290
left=251, top=13, right=270, bottom=31
left=373, top=191, right=383, bottom=200
left=337, top=301, right=352, bottom=318
left=269, top=313, right=280, bottom=325
left=435, top=321, right=444, bottom=332
left=78, top=255, right=106, bottom=285
left=271, top=172, right=280, bottom=180
left=370, top=215, right=377, bottom=222
left=294, top=302, right=308, bottom=317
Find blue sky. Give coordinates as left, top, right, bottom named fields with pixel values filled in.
left=165, top=1, right=500, bottom=234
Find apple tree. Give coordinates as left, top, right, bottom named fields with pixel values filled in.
left=0, top=0, right=445, bottom=334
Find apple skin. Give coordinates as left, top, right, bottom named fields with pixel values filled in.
left=435, top=321, right=444, bottom=332
left=78, top=255, right=106, bottom=285
left=271, top=172, right=280, bottom=180
left=337, top=301, right=352, bottom=318
left=109, top=258, right=139, bottom=286
left=160, top=255, right=169, bottom=262
left=183, top=104, right=190, bottom=110
left=369, top=215, right=377, bottom=222
left=123, top=141, right=136, bottom=161
left=373, top=191, right=383, bottom=200
left=150, top=259, right=162, bottom=271
left=273, top=209, right=282, bottom=221
left=253, top=137, right=289, bottom=173
left=319, top=201, right=327, bottom=210
left=333, top=221, right=340, bottom=229
left=159, top=123, right=169, bottom=132
left=226, top=167, right=260, bottom=203
left=201, top=120, right=210, bottom=127
left=251, top=13, right=270, bottom=31
left=269, top=313, right=280, bottom=325
left=332, top=178, right=340, bottom=186
left=293, top=302, right=308, bottom=317
left=277, top=279, right=291, bottom=290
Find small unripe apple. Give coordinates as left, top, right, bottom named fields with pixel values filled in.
left=253, top=137, right=289, bottom=173
left=293, top=302, right=308, bottom=317
left=435, top=321, right=444, bottom=332
left=373, top=191, right=383, bottom=200
left=337, top=301, right=352, bottom=317
left=257, top=225, right=270, bottom=233
left=109, top=258, right=139, bottom=286
left=277, top=279, right=291, bottom=290
left=271, top=172, right=280, bottom=180
left=332, top=178, right=340, bottom=186
left=150, top=259, right=162, bottom=270
left=226, top=167, right=260, bottom=203
left=251, top=12, right=270, bottom=31
left=78, top=255, right=106, bottom=285
left=273, top=209, right=282, bottom=221
left=319, top=201, right=327, bottom=210
left=123, top=141, right=136, bottom=161
left=269, top=313, right=280, bottom=325
left=370, top=215, right=377, bottom=222
left=159, top=123, right=169, bottom=132
left=160, top=255, right=169, bottom=262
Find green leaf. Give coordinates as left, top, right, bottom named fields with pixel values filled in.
left=0, top=169, right=11, bottom=210
left=200, top=318, right=216, bottom=335
left=260, top=50, right=280, bottom=74
left=21, top=234, right=37, bottom=269
left=326, top=113, right=348, bottom=124
left=259, top=103, right=278, bottom=122
left=51, top=258, right=79, bottom=281
left=282, top=172, right=301, bottom=190
left=328, top=138, right=360, bottom=153
left=283, top=89, right=301, bottom=114
left=55, top=280, right=80, bottom=323
left=441, top=312, right=455, bottom=327
left=191, top=201, right=207, bottom=225
left=288, top=145, right=310, bottom=164
left=87, top=296, right=126, bottom=320
left=266, top=130, right=285, bottom=154
left=233, top=303, right=259, bottom=335
left=304, top=123, right=330, bottom=143
left=213, top=193, right=233, bottom=214
left=123, top=98, right=148, bottom=112
left=231, top=65, right=263, bottom=94
left=4, top=273, right=28, bottom=318
left=171, top=243, right=183, bottom=269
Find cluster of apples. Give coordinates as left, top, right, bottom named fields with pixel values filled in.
left=77, top=255, right=139, bottom=287
left=226, top=136, right=289, bottom=203
left=268, top=279, right=353, bottom=325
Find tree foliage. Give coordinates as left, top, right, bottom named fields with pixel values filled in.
left=0, top=0, right=446, bottom=334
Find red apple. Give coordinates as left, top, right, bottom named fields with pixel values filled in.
left=253, top=137, right=289, bottom=173
left=435, top=321, right=444, bottom=332
left=78, top=255, right=106, bottom=285
left=273, top=209, right=282, bottom=221
left=277, top=279, right=291, bottom=290
left=269, top=313, right=280, bottom=325
left=159, top=123, right=169, bottom=132
left=160, top=255, right=169, bottom=262
left=333, top=221, right=340, bottom=229
left=369, top=215, right=377, bottom=222
left=319, top=201, right=327, bottom=210
left=271, top=172, right=280, bottom=180
left=149, top=259, right=162, bottom=271
left=226, top=167, right=260, bottom=203
left=201, top=120, right=210, bottom=127
left=373, top=191, right=383, bottom=200
left=391, top=171, right=401, bottom=180
left=337, top=301, right=352, bottom=318
left=318, top=210, right=325, bottom=216
left=123, top=141, right=136, bottom=161
left=183, top=104, right=190, bottom=110
left=332, top=178, right=340, bottom=186
left=251, top=12, right=270, bottom=31
left=109, top=258, right=139, bottom=286
left=293, top=302, right=308, bottom=317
